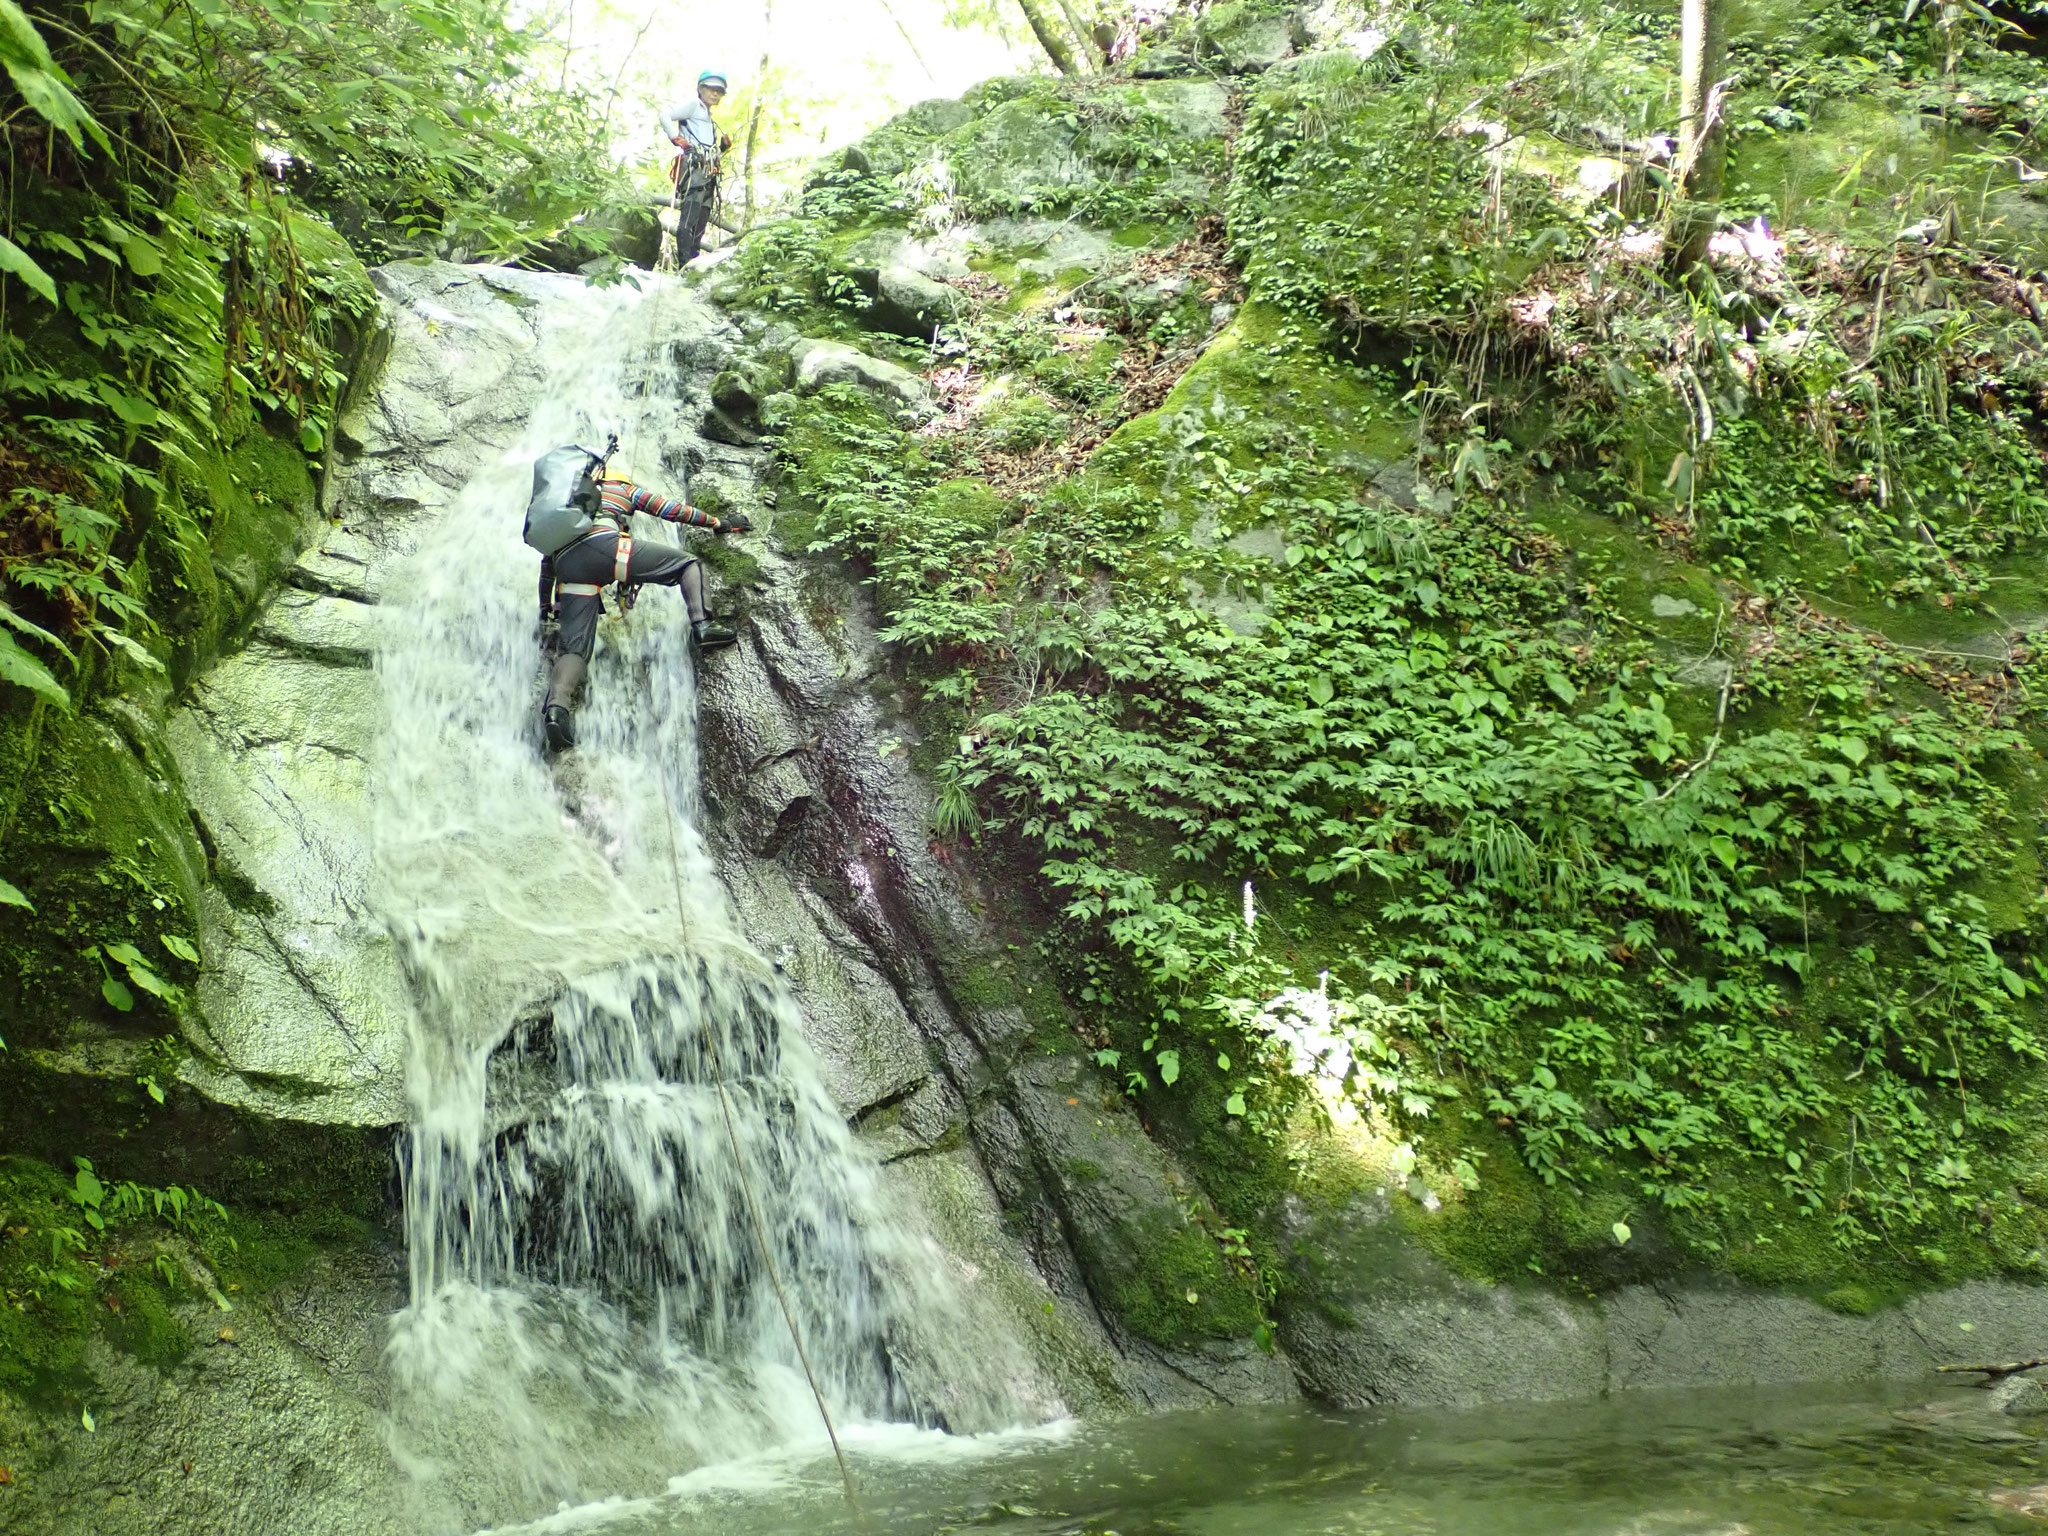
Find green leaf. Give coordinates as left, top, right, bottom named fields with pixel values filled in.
left=1611, top=1220, right=1632, bottom=1246
left=101, top=975, right=135, bottom=1012
left=98, top=629, right=165, bottom=673
left=1223, top=1092, right=1247, bottom=1117
left=0, top=600, right=75, bottom=660
left=1308, top=675, right=1335, bottom=705
left=80, top=1406, right=94, bottom=1433
left=0, top=629, right=70, bottom=710
left=1545, top=672, right=1578, bottom=705
left=1709, top=834, right=1739, bottom=870
left=162, top=934, right=200, bottom=963
left=0, top=0, right=104, bottom=151
left=0, top=876, right=30, bottom=914
left=104, top=942, right=145, bottom=966
left=124, top=961, right=174, bottom=999
left=94, top=381, right=160, bottom=427
left=300, top=419, right=324, bottom=452
left=1836, top=735, right=1868, bottom=765
left=0, top=233, right=55, bottom=304
left=118, top=233, right=161, bottom=277
left=1156, top=1048, right=1180, bottom=1086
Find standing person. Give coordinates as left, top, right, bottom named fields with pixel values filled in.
left=524, top=440, right=751, bottom=755
left=657, top=71, right=734, bottom=265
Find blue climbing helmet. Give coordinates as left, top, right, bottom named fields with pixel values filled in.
left=697, top=70, right=728, bottom=90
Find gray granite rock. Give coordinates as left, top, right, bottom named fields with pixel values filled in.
left=791, top=337, right=934, bottom=410
left=866, top=262, right=966, bottom=339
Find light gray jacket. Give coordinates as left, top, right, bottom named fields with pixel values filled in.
left=658, top=97, right=720, bottom=155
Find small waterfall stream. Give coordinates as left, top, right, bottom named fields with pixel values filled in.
left=366, top=275, right=1017, bottom=1529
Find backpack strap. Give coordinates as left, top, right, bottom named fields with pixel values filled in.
left=557, top=582, right=605, bottom=597
left=613, top=533, right=634, bottom=587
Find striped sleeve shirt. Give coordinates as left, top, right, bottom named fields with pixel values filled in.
left=597, top=477, right=717, bottom=530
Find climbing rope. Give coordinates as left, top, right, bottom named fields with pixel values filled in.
left=654, top=195, right=681, bottom=275
left=643, top=665, right=860, bottom=1515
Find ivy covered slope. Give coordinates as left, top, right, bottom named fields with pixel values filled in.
left=0, top=0, right=608, bottom=1399
left=721, top=0, right=2048, bottom=1341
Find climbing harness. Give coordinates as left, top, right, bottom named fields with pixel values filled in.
left=646, top=666, right=860, bottom=1515
left=657, top=139, right=724, bottom=273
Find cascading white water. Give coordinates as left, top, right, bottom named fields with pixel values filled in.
left=367, top=274, right=1018, bottom=1531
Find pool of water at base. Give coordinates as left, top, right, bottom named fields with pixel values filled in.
left=481, top=1376, right=2048, bottom=1536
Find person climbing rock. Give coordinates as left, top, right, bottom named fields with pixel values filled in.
left=657, top=71, right=734, bottom=265
left=524, top=440, right=751, bottom=755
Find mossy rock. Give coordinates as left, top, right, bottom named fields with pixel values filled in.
left=154, top=419, right=323, bottom=685
left=1197, top=1, right=1302, bottom=73
left=0, top=701, right=208, bottom=1046
left=946, top=93, right=1097, bottom=213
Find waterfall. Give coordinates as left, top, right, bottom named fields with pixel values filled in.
left=367, top=275, right=1011, bottom=1530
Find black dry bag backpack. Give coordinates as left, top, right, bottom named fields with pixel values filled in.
left=523, top=445, right=602, bottom=555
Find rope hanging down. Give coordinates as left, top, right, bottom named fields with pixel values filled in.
left=643, top=667, right=860, bottom=1514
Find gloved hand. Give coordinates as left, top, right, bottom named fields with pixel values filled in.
left=671, top=135, right=687, bottom=147
left=720, top=133, right=734, bottom=153
left=717, top=511, right=752, bottom=535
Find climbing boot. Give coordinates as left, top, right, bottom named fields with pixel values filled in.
left=691, top=618, right=737, bottom=652
left=542, top=703, right=576, bottom=754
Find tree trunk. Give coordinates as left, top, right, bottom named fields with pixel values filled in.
left=1015, top=0, right=1081, bottom=74
left=1666, top=0, right=1727, bottom=275
left=874, top=0, right=937, bottom=82
left=742, top=0, right=774, bottom=228
left=1052, top=0, right=1098, bottom=73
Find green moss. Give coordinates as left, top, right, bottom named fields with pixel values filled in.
left=1823, top=1284, right=1878, bottom=1315
left=0, top=705, right=207, bottom=1046
left=1104, top=1218, right=1262, bottom=1348
left=698, top=536, right=765, bottom=591
left=979, top=390, right=1069, bottom=453
left=916, top=477, right=1011, bottom=535
left=0, top=1143, right=385, bottom=1414
left=103, top=1269, right=194, bottom=1369
left=942, top=952, right=1027, bottom=1014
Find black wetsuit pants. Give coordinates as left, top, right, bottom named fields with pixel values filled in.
left=542, top=530, right=700, bottom=712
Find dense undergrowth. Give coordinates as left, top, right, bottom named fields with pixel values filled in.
left=0, top=0, right=607, bottom=1389
left=0, top=0, right=616, bottom=735
left=748, top=0, right=2048, bottom=1312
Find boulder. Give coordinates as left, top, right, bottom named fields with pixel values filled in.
left=865, top=264, right=966, bottom=340
left=1132, top=47, right=1200, bottom=78
left=833, top=97, right=975, bottom=182
left=523, top=202, right=661, bottom=273
left=949, top=96, right=1098, bottom=208
left=977, top=217, right=1120, bottom=281
left=704, top=365, right=768, bottom=445
left=1198, top=4, right=1303, bottom=72
left=1105, top=79, right=1231, bottom=139
left=791, top=339, right=933, bottom=412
